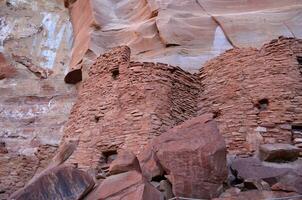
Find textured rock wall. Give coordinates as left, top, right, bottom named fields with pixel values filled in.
left=198, top=37, right=302, bottom=155
left=63, top=37, right=302, bottom=173
left=65, top=0, right=302, bottom=82
left=63, top=46, right=200, bottom=170
left=0, top=1, right=76, bottom=198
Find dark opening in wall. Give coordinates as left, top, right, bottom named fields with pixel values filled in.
left=102, top=149, right=117, bottom=164
left=111, top=68, right=119, bottom=80
left=166, top=43, right=181, bottom=48
left=150, top=10, right=159, bottom=18
left=292, top=124, right=302, bottom=132
left=64, top=68, right=82, bottom=84
left=256, top=99, right=269, bottom=111
left=94, top=115, right=100, bottom=123
left=213, top=110, right=221, bottom=118
left=151, top=172, right=167, bottom=182
left=297, top=56, right=302, bottom=65
left=0, top=141, right=8, bottom=154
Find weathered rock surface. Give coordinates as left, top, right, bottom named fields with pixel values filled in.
left=85, top=170, right=163, bottom=200
left=230, top=157, right=292, bottom=181
left=12, top=54, right=52, bottom=79
left=159, top=180, right=174, bottom=200
left=0, top=52, right=16, bottom=80
left=229, top=155, right=302, bottom=193
left=109, top=150, right=141, bottom=175
left=198, top=37, right=302, bottom=154
left=271, top=171, right=302, bottom=194
left=214, top=190, right=299, bottom=200
left=243, top=179, right=271, bottom=191
left=0, top=1, right=76, bottom=198
left=140, top=114, right=227, bottom=199
left=10, top=165, right=95, bottom=200
left=66, top=0, right=302, bottom=78
left=62, top=46, right=200, bottom=170
left=259, top=143, right=301, bottom=162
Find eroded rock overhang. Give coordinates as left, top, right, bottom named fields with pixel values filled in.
left=64, top=0, right=302, bottom=83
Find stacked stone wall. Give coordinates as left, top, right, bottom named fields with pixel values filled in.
left=198, top=37, right=302, bottom=154
left=63, top=46, right=200, bottom=170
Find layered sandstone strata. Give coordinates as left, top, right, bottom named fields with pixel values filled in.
left=65, top=0, right=302, bottom=82
left=63, top=46, right=200, bottom=170
left=0, top=1, right=76, bottom=199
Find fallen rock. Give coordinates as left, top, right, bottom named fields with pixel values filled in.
left=26, top=140, right=78, bottom=185
left=218, top=187, right=241, bottom=198
left=230, top=157, right=290, bottom=181
left=243, top=178, right=271, bottom=191
left=140, top=114, right=227, bottom=199
left=159, top=180, right=174, bottom=200
left=109, top=150, right=141, bottom=175
left=214, top=190, right=299, bottom=200
left=139, top=150, right=164, bottom=180
left=85, top=170, right=163, bottom=200
left=259, top=143, right=301, bottom=162
left=10, top=165, right=95, bottom=200
left=271, top=171, right=302, bottom=194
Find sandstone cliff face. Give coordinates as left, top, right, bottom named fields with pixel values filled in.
left=65, top=0, right=302, bottom=82
left=0, top=1, right=76, bottom=198
left=1, top=0, right=302, bottom=198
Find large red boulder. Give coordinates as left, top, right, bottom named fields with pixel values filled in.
left=140, top=114, right=227, bottom=199
left=109, top=150, right=141, bottom=175
left=10, top=165, right=94, bottom=200
left=85, top=170, right=163, bottom=200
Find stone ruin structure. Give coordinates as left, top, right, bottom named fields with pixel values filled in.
left=63, top=46, right=200, bottom=170
left=1, top=36, right=302, bottom=198
left=62, top=37, right=302, bottom=171
left=2, top=0, right=302, bottom=199
left=199, top=37, right=302, bottom=155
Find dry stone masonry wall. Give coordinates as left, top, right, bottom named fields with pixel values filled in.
left=63, top=37, right=302, bottom=172
left=63, top=46, right=200, bottom=171
left=2, top=36, right=302, bottom=198
left=198, top=37, right=302, bottom=155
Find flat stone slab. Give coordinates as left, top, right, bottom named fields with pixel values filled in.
left=259, top=143, right=301, bottom=162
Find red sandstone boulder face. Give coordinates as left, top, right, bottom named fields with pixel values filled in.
left=10, top=165, right=95, bottom=200
left=85, top=170, right=163, bottom=200
left=109, top=150, right=141, bottom=175
left=140, top=114, right=227, bottom=199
